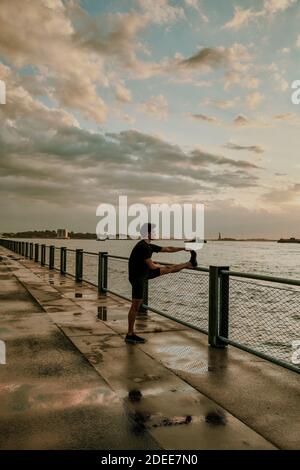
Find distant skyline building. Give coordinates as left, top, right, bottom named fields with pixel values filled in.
left=218, top=232, right=222, bottom=241
left=57, top=228, right=69, bottom=239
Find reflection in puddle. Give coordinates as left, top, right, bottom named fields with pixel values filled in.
left=205, top=410, right=227, bottom=425
left=98, top=306, right=107, bottom=321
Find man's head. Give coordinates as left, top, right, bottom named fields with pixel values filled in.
left=140, top=222, right=156, bottom=241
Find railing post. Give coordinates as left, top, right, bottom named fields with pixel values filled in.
left=21, top=241, right=25, bottom=256
left=208, top=266, right=229, bottom=348
left=219, top=269, right=230, bottom=343
left=98, top=252, right=107, bottom=295
left=49, top=245, right=55, bottom=269
left=75, top=249, right=83, bottom=282
left=60, top=247, right=66, bottom=275
left=98, top=252, right=102, bottom=295
left=41, top=244, right=46, bottom=266
left=139, top=279, right=149, bottom=313
left=25, top=242, right=29, bottom=258
left=29, top=243, right=33, bottom=259
left=34, top=243, right=39, bottom=262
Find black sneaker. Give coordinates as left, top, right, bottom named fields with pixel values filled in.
left=189, top=250, right=198, bottom=267
left=125, top=334, right=146, bottom=344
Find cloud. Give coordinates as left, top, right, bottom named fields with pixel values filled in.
left=224, top=142, right=265, bottom=154
left=188, top=108, right=291, bottom=129
left=177, top=43, right=255, bottom=92
left=233, top=115, right=252, bottom=127
left=0, top=81, right=261, bottom=213
left=136, top=0, right=185, bottom=25
left=0, top=0, right=171, bottom=119
left=139, top=95, right=169, bottom=119
left=273, top=113, right=300, bottom=124
left=268, top=63, right=289, bottom=91
left=296, top=34, right=300, bottom=48
left=0, top=0, right=108, bottom=123
left=122, top=113, right=136, bottom=124
left=180, top=47, right=228, bottom=69
left=245, top=92, right=265, bottom=109
left=202, top=98, right=238, bottom=109
left=184, top=0, right=209, bottom=22
left=223, top=0, right=298, bottom=31
left=115, top=82, right=132, bottom=103
left=273, top=72, right=289, bottom=91
left=187, top=113, right=220, bottom=125
left=261, top=183, right=300, bottom=203
left=190, top=149, right=260, bottom=170
left=263, top=0, right=298, bottom=15
left=232, top=114, right=270, bottom=128
left=222, top=7, right=263, bottom=30
left=279, top=47, right=290, bottom=53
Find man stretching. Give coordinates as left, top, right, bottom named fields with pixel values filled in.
left=126, top=223, right=197, bottom=344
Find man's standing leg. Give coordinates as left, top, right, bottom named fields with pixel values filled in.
left=128, top=299, right=142, bottom=335
left=126, top=280, right=146, bottom=344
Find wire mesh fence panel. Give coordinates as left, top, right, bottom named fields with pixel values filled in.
left=82, top=253, right=98, bottom=285
left=44, top=246, right=49, bottom=266
left=228, top=278, right=300, bottom=367
left=65, top=250, right=76, bottom=277
left=149, top=270, right=209, bottom=332
left=54, top=248, right=61, bottom=270
left=107, top=258, right=131, bottom=299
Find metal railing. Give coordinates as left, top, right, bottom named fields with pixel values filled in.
left=1, top=238, right=299, bottom=374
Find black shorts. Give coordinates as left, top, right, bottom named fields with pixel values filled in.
left=129, top=268, right=161, bottom=300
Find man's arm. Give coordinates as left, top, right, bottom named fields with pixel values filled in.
left=160, top=246, right=186, bottom=253
left=145, top=258, right=161, bottom=269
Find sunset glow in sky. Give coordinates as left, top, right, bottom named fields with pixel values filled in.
left=0, top=0, right=300, bottom=237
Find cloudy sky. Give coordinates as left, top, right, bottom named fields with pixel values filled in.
left=0, top=0, right=300, bottom=237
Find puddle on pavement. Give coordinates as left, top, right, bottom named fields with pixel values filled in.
left=155, top=344, right=209, bottom=375
left=128, top=390, right=142, bottom=402
left=133, top=411, right=194, bottom=428
left=205, top=410, right=227, bottom=425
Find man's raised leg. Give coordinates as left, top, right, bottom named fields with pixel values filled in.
left=159, top=261, right=192, bottom=276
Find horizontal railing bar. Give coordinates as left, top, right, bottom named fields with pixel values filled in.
left=218, top=336, right=300, bottom=374
left=105, top=254, right=128, bottom=261
left=221, top=270, right=300, bottom=286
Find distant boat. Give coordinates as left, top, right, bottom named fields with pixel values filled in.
left=278, top=237, right=300, bottom=244
left=97, top=236, right=108, bottom=241
left=184, top=238, right=207, bottom=243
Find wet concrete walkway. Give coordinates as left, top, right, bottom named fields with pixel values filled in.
left=0, top=247, right=299, bottom=450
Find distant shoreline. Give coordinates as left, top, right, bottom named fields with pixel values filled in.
left=1, top=235, right=279, bottom=242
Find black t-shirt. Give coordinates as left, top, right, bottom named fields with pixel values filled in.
left=129, top=240, right=161, bottom=280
